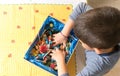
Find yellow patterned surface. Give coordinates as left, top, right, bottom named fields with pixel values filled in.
left=0, top=4, right=76, bottom=76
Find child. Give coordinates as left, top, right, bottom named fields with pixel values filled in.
left=51, top=2, right=120, bottom=76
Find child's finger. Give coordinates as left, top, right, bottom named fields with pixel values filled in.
left=52, top=40, right=60, bottom=46
left=52, top=41, right=57, bottom=46
left=51, top=50, right=56, bottom=53
left=49, top=53, right=55, bottom=60
left=49, top=53, right=53, bottom=56
left=55, top=47, right=59, bottom=51
left=52, top=34, right=56, bottom=38
left=63, top=42, right=66, bottom=49
left=51, top=38, right=54, bottom=41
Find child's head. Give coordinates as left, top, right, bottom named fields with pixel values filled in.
left=74, top=6, right=120, bottom=49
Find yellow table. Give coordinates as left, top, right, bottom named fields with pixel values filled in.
left=0, top=4, right=76, bottom=76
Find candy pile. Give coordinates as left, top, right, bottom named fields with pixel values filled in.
left=30, top=23, right=71, bottom=71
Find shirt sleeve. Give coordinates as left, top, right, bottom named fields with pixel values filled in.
left=76, top=56, right=111, bottom=76
left=60, top=73, right=69, bottom=76
left=60, top=63, right=103, bottom=76
left=60, top=57, right=107, bottom=76
left=76, top=62, right=103, bottom=76
left=69, top=2, right=92, bottom=21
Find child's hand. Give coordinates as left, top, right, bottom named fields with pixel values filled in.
left=50, top=48, right=68, bottom=76
left=50, top=48, right=66, bottom=63
left=53, top=32, right=67, bottom=47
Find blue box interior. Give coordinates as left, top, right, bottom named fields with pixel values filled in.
left=24, top=16, right=78, bottom=75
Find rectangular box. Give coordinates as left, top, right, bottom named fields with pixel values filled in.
left=24, top=16, right=78, bottom=75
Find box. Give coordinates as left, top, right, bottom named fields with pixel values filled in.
left=24, top=16, right=78, bottom=75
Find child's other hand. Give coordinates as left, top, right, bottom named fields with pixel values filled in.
left=53, top=32, right=67, bottom=47
left=50, top=48, right=66, bottom=63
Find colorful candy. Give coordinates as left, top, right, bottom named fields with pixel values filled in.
left=30, top=48, right=39, bottom=56
left=30, top=23, right=71, bottom=72
left=39, top=45, right=48, bottom=53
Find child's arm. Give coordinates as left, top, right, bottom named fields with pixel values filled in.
left=57, top=59, right=67, bottom=76
left=53, top=2, right=92, bottom=46
left=53, top=18, right=74, bottom=46
left=61, top=18, right=74, bottom=38
left=50, top=48, right=68, bottom=76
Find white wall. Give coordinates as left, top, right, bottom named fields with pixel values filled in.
left=0, top=0, right=87, bottom=7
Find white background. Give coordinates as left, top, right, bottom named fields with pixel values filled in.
left=0, top=0, right=86, bottom=7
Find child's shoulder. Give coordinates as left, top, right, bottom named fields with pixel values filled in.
left=85, top=46, right=120, bottom=74
left=99, top=45, right=120, bottom=57
left=84, top=49, right=119, bottom=76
